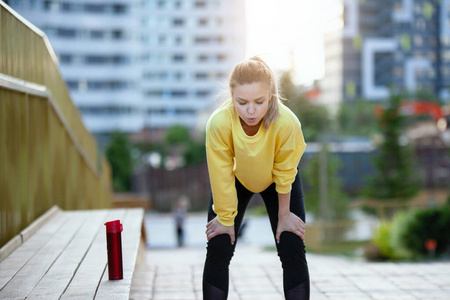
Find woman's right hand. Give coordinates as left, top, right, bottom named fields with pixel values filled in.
left=205, top=217, right=235, bottom=244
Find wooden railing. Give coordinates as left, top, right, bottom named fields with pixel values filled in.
left=0, top=2, right=112, bottom=248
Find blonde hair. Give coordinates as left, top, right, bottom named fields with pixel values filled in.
left=229, top=56, right=280, bottom=129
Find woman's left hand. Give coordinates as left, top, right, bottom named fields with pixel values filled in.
left=276, top=212, right=305, bottom=243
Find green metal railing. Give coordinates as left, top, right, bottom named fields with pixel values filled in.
left=0, top=2, right=112, bottom=248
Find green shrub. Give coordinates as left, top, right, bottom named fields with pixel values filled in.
left=393, top=207, right=450, bottom=258
left=367, top=206, right=450, bottom=260
left=368, top=217, right=410, bottom=260
left=372, top=222, right=396, bottom=259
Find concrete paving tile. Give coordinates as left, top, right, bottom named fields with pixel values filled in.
left=309, top=294, right=330, bottom=300
left=152, top=292, right=197, bottom=300
left=240, top=292, right=284, bottom=300
left=347, top=275, right=400, bottom=291
left=408, top=289, right=450, bottom=299
left=325, top=292, right=373, bottom=299
left=423, top=274, right=450, bottom=287
left=386, top=275, right=437, bottom=289
left=129, top=295, right=152, bottom=300
left=369, top=291, right=418, bottom=299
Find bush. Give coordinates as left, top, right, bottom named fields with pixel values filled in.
left=372, top=222, right=396, bottom=259
left=366, top=218, right=408, bottom=260
left=394, top=207, right=450, bottom=258
left=366, top=206, right=450, bottom=261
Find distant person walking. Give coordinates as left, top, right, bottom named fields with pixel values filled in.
left=174, top=196, right=189, bottom=247
left=202, top=57, right=310, bottom=299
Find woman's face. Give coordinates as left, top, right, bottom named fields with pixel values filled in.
left=232, top=82, right=270, bottom=128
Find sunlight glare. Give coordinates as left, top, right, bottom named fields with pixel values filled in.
left=246, top=0, right=338, bottom=85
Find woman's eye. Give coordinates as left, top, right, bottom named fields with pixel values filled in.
left=256, top=101, right=264, bottom=105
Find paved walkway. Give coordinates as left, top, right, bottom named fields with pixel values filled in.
left=130, top=245, right=450, bottom=300
left=130, top=213, right=450, bottom=299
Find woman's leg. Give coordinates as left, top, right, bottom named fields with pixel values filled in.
left=202, top=178, right=254, bottom=300
left=260, top=172, right=310, bottom=300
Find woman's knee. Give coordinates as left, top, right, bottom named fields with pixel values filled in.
left=206, top=234, right=235, bottom=262
left=277, top=231, right=307, bottom=263
left=278, top=232, right=309, bottom=290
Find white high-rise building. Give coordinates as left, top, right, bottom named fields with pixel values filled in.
left=6, top=0, right=246, bottom=142
left=139, top=0, right=245, bottom=130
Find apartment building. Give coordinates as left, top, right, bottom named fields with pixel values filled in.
left=6, top=0, right=246, bottom=143
left=321, top=0, right=450, bottom=105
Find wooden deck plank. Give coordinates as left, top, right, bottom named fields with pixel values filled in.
left=0, top=212, right=66, bottom=290
left=60, top=209, right=127, bottom=299
left=0, top=206, right=61, bottom=264
left=0, top=235, right=22, bottom=263
left=26, top=210, right=110, bottom=299
left=20, top=206, right=61, bottom=244
left=0, top=212, right=86, bottom=299
left=95, top=208, right=144, bottom=299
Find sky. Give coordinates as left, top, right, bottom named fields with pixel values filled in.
left=245, top=0, right=340, bottom=85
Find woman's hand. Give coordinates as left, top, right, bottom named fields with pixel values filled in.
left=205, top=217, right=235, bottom=244
left=276, top=212, right=306, bottom=243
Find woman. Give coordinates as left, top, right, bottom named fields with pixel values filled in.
left=203, top=56, right=310, bottom=300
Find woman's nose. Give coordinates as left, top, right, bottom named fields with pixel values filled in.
left=248, top=104, right=255, bottom=114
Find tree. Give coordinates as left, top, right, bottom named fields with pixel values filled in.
left=303, top=145, right=349, bottom=221
left=105, top=131, right=134, bottom=192
left=365, top=94, right=421, bottom=202
left=336, top=99, right=378, bottom=136
left=279, top=71, right=331, bottom=142
left=165, top=124, right=191, bottom=145
left=164, top=124, right=206, bottom=166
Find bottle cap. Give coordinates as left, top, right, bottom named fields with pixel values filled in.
left=104, top=220, right=123, bottom=233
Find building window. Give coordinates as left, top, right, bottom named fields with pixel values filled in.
left=173, top=18, right=185, bottom=26
left=394, top=66, right=403, bottom=77
left=195, top=1, right=207, bottom=8
left=112, top=56, right=129, bottom=64
left=58, top=28, right=77, bottom=38
left=60, top=54, right=73, bottom=64
left=413, top=35, right=424, bottom=46
left=90, top=30, right=104, bottom=39
left=198, top=54, right=209, bottom=62
left=212, top=36, right=224, bottom=44
left=174, top=72, right=184, bottom=80
left=196, top=72, right=208, bottom=80
left=157, top=0, right=166, bottom=8
left=61, top=2, right=75, bottom=12
left=147, top=90, right=163, bottom=97
left=112, top=30, right=124, bottom=40
left=43, top=0, right=58, bottom=11
left=172, top=54, right=185, bottom=62
left=85, top=56, right=106, bottom=64
left=112, top=4, right=126, bottom=14
left=198, top=18, right=208, bottom=26
left=66, top=80, right=78, bottom=89
left=84, top=4, right=105, bottom=13
left=196, top=90, right=210, bottom=97
left=171, top=90, right=187, bottom=97
left=217, top=54, right=226, bottom=61
left=195, top=37, right=209, bottom=44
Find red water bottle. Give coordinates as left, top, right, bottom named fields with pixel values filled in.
left=104, top=220, right=123, bottom=280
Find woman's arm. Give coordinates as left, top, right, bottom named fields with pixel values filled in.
left=205, top=218, right=235, bottom=244
left=204, top=110, right=237, bottom=244
left=275, top=191, right=305, bottom=243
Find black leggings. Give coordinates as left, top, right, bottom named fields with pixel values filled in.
left=202, top=172, right=310, bottom=300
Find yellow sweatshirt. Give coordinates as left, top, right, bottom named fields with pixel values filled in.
left=205, top=100, right=306, bottom=226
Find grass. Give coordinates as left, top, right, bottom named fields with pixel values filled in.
left=264, top=240, right=370, bottom=258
